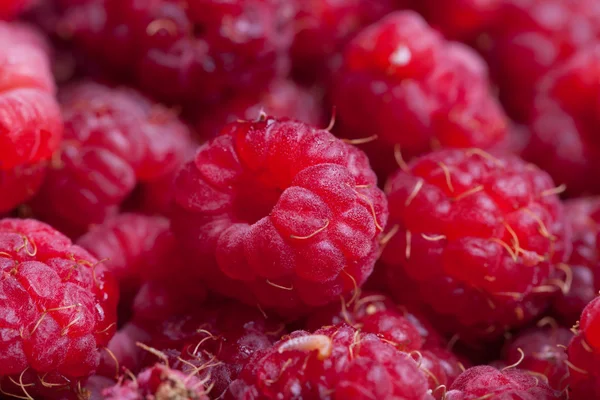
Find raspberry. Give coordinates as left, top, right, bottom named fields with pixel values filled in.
left=0, top=22, right=63, bottom=170
left=103, top=363, right=209, bottom=400
left=481, top=0, right=600, bottom=121
left=0, top=0, right=33, bottom=19
left=381, top=148, right=570, bottom=339
left=566, top=297, right=600, bottom=399
left=97, top=322, right=151, bottom=380
left=57, top=0, right=295, bottom=105
left=171, top=117, right=388, bottom=313
left=523, top=47, right=600, bottom=196
left=0, top=163, right=46, bottom=213
left=552, top=198, right=600, bottom=325
left=30, top=82, right=192, bottom=237
left=227, top=324, right=434, bottom=400
left=290, top=0, right=398, bottom=83
left=333, top=11, right=508, bottom=178
left=500, top=324, right=572, bottom=391
left=0, top=218, right=118, bottom=399
left=445, top=365, right=560, bottom=399
left=194, top=80, right=324, bottom=140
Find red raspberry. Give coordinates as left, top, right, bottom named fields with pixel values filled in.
left=523, top=47, right=600, bottom=196
left=58, top=0, right=295, bottom=105
left=171, top=117, right=388, bottom=313
left=0, top=163, right=46, bottom=213
left=445, top=365, right=560, bottom=399
left=0, top=22, right=63, bottom=170
left=30, top=82, right=192, bottom=237
left=227, top=324, right=434, bottom=400
left=333, top=11, right=508, bottom=178
left=0, top=0, right=33, bottom=19
left=381, top=148, right=570, bottom=339
left=194, top=80, right=324, bottom=140
left=501, top=323, right=572, bottom=391
left=481, top=0, right=600, bottom=121
left=103, top=363, right=209, bottom=400
left=97, top=322, right=151, bottom=380
left=0, top=219, right=118, bottom=399
left=552, top=198, right=600, bottom=325
left=290, top=0, right=398, bottom=83
left=566, top=297, right=600, bottom=399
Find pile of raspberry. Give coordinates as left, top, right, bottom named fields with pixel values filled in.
left=3, top=1, right=600, bottom=399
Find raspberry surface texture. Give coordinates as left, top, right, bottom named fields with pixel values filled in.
left=227, top=324, right=434, bottom=400
left=57, top=0, right=295, bottom=105
left=171, top=117, right=388, bottom=313
left=333, top=11, right=508, bottom=177
left=0, top=22, right=63, bottom=170
left=0, top=163, right=46, bottom=213
left=381, top=148, right=570, bottom=339
left=30, top=82, right=192, bottom=237
left=0, top=218, right=118, bottom=399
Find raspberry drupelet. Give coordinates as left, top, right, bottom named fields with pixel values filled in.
left=445, top=365, right=561, bottom=399
left=523, top=47, right=600, bottom=196
left=29, top=82, right=192, bottom=238
left=0, top=219, right=118, bottom=399
left=333, top=11, right=508, bottom=178
left=171, top=117, right=388, bottom=314
left=0, top=163, right=46, bottom=213
left=480, top=0, right=600, bottom=121
left=0, top=22, right=63, bottom=170
left=57, top=0, right=295, bottom=105
left=227, top=324, right=434, bottom=400
left=381, top=148, right=571, bottom=340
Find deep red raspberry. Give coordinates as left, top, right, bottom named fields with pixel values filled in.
left=523, top=47, right=600, bottom=195
left=227, top=324, right=434, bottom=400
left=171, top=117, right=388, bottom=313
left=29, top=82, right=192, bottom=237
left=0, top=163, right=46, bottom=213
left=333, top=11, right=508, bottom=178
left=290, top=0, right=398, bottom=83
left=501, top=324, right=572, bottom=391
left=446, top=365, right=560, bottom=399
left=566, top=297, right=600, bottom=399
left=0, top=219, right=118, bottom=399
left=58, top=0, right=295, bottom=105
left=381, top=148, right=570, bottom=339
left=0, top=22, right=63, bottom=170
left=97, top=322, right=152, bottom=380
left=481, top=0, right=600, bottom=121
left=552, top=198, right=600, bottom=325
left=194, top=80, right=324, bottom=140
left=103, top=363, right=209, bottom=400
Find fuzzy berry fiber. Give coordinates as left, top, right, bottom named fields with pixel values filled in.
left=103, top=363, right=209, bottom=400
left=171, top=117, right=388, bottom=314
left=0, top=219, right=118, bottom=399
left=333, top=11, right=508, bottom=178
left=227, top=324, right=434, bottom=400
left=57, top=0, right=295, bottom=105
left=0, top=22, right=63, bottom=170
left=30, top=82, right=192, bottom=237
left=567, top=297, right=600, bottom=399
left=523, top=47, right=600, bottom=196
left=446, top=365, right=560, bottom=399
left=381, top=148, right=570, bottom=339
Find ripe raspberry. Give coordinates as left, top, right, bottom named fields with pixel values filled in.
left=0, top=219, right=118, bottom=399
left=333, top=11, right=508, bottom=178
left=501, top=324, right=572, bottom=391
left=171, top=117, right=388, bottom=313
left=445, top=365, right=560, bottom=399
left=552, top=198, right=600, bottom=325
left=194, top=80, right=324, bottom=140
left=306, top=291, right=465, bottom=393
left=381, top=148, right=570, bottom=339
left=0, top=163, right=46, bottom=213
left=0, top=22, right=63, bottom=170
left=290, top=0, right=398, bottom=83
left=523, top=47, right=600, bottom=195
left=103, top=363, right=209, bottom=400
left=30, top=82, right=192, bottom=237
left=481, top=0, right=600, bottom=121
left=227, top=324, right=434, bottom=400
left=97, top=322, right=151, bottom=380
left=57, top=0, right=295, bottom=105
